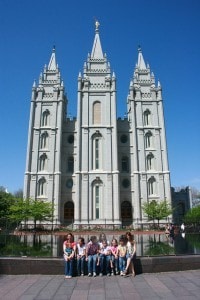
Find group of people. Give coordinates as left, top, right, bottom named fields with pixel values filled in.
left=63, top=232, right=136, bottom=279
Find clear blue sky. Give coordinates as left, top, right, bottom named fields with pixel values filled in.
left=0, top=0, right=199, bottom=193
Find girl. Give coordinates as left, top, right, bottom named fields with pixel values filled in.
left=63, top=233, right=76, bottom=279
left=98, top=239, right=112, bottom=276
left=110, top=238, right=119, bottom=275
left=76, top=237, right=86, bottom=276
left=117, top=235, right=127, bottom=276
left=123, top=232, right=136, bottom=276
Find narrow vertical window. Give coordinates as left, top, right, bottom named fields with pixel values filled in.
left=42, top=110, right=50, bottom=126
left=41, top=132, right=48, bottom=149
left=93, top=101, right=101, bottom=124
left=145, top=132, right=152, bottom=148
left=95, top=185, right=100, bottom=219
left=95, top=139, right=99, bottom=169
left=92, top=132, right=102, bottom=170
left=38, top=178, right=46, bottom=196
left=68, top=157, right=74, bottom=173
left=144, top=109, right=151, bottom=126
left=39, top=154, right=47, bottom=171
left=121, top=156, right=129, bottom=172
left=147, top=153, right=154, bottom=170
left=148, top=177, right=156, bottom=195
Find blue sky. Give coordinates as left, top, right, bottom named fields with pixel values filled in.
left=0, top=0, right=199, bottom=193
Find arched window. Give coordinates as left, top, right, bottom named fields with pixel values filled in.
left=39, top=154, right=47, bottom=171
left=146, top=153, right=154, bottom=170
left=67, top=157, right=74, bottom=173
left=121, top=156, right=129, bottom=172
left=40, top=132, right=48, bottom=149
left=145, top=131, right=152, bottom=148
left=147, top=177, right=156, bottom=195
left=93, top=101, right=101, bottom=124
left=42, top=110, right=50, bottom=126
left=92, top=132, right=102, bottom=170
left=144, top=109, right=151, bottom=126
left=38, top=177, right=46, bottom=196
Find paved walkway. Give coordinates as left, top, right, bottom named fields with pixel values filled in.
left=0, top=270, right=200, bottom=300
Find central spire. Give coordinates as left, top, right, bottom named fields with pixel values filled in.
left=91, top=20, right=104, bottom=59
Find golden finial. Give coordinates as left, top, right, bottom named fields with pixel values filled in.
left=95, top=19, right=100, bottom=31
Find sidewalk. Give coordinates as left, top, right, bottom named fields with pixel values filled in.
left=0, top=270, right=200, bottom=300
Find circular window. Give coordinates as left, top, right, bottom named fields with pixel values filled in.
left=66, top=179, right=73, bottom=188
left=120, top=134, right=128, bottom=143
left=68, top=135, right=74, bottom=144
left=122, top=178, right=130, bottom=188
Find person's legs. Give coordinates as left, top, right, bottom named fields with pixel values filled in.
left=92, top=254, right=97, bottom=275
left=87, top=255, right=92, bottom=275
left=80, top=257, right=85, bottom=275
left=77, top=258, right=81, bottom=276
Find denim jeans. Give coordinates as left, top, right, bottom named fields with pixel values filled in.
left=64, top=259, right=73, bottom=276
left=111, top=255, right=119, bottom=271
left=99, top=254, right=111, bottom=274
left=77, top=256, right=85, bottom=275
left=87, top=254, right=97, bottom=274
left=119, top=256, right=126, bottom=272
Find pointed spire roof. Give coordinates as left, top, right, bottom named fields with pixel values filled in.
left=91, top=20, right=104, bottom=59
left=48, top=46, right=57, bottom=70
left=137, top=46, right=146, bottom=69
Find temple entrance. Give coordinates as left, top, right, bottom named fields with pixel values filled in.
left=121, top=201, right=133, bottom=226
left=64, top=201, right=74, bottom=225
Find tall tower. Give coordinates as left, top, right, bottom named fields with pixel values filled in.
left=74, top=22, right=121, bottom=227
left=127, top=47, right=171, bottom=222
left=24, top=48, right=67, bottom=225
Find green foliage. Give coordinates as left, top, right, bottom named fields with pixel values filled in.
left=0, top=191, right=15, bottom=219
left=184, top=206, right=200, bottom=225
left=8, top=198, right=54, bottom=229
left=142, top=200, right=172, bottom=226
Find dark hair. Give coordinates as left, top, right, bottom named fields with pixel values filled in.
left=78, top=237, right=85, bottom=244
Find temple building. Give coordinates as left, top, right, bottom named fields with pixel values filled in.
left=24, top=23, right=171, bottom=228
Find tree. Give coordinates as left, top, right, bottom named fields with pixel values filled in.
left=9, top=198, right=54, bottom=230
left=142, top=200, right=172, bottom=227
left=184, top=206, right=200, bottom=227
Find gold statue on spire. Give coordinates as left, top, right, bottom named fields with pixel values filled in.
left=95, top=20, right=100, bottom=30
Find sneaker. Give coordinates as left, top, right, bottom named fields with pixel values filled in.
left=99, top=273, right=103, bottom=276
left=107, top=273, right=111, bottom=276
left=88, top=273, right=92, bottom=277
left=115, top=268, right=119, bottom=275
left=120, top=271, right=123, bottom=276
left=81, top=273, right=84, bottom=276
left=93, top=272, right=96, bottom=277
left=111, top=271, right=114, bottom=276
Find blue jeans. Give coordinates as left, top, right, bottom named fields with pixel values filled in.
left=119, top=256, right=126, bottom=272
left=111, top=255, right=119, bottom=271
left=64, top=259, right=73, bottom=276
left=87, top=254, right=97, bottom=274
left=99, top=254, right=111, bottom=274
left=77, top=256, right=85, bottom=275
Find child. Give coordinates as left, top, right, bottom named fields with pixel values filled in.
left=86, top=236, right=99, bottom=277
left=110, top=238, right=119, bottom=275
left=124, top=232, right=136, bottom=276
left=63, top=235, right=75, bottom=279
left=98, top=239, right=112, bottom=276
left=76, top=237, right=86, bottom=276
left=117, top=235, right=127, bottom=276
